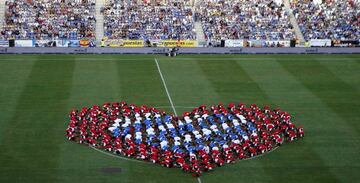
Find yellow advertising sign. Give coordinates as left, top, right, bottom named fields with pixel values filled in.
left=107, top=40, right=144, bottom=47
left=108, top=40, right=123, bottom=47
left=122, top=40, right=144, bottom=47
left=106, top=40, right=196, bottom=47
left=160, top=40, right=197, bottom=47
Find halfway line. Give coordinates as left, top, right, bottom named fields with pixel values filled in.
left=154, top=58, right=178, bottom=116
left=154, top=58, right=201, bottom=183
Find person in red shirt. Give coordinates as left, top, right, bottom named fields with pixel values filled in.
left=79, top=129, right=87, bottom=144
left=258, top=144, right=267, bottom=154
left=238, top=149, right=247, bottom=159
left=150, top=146, right=159, bottom=163
left=161, top=155, right=172, bottom=167
left=161, top=150, right=173, bottom=167
left=249, top=147, right=257, bottom=157
left=182, top=162, right=191, bottom=172
left=223, top=144, right=231, bottom=154
left=191, top=159, right=202, bottom=177
left=176, top=157, right=185, bottom=167
left=125, top=146, right=135, bottom=157
left=203, top=161, right=215, bottom=171
left=265, top=140, right=273, bottom=151
left=225, top=152, right=235, bottom=163
left=87, top=138, right=97, bottom=147
left=297, top=126, right=305, bottom=137
left=242, top=140, right=250, bottom=150
left=232, top=143, right=242, bottom=154
left=288, top=130, right=297, bottom=141
left=276, top=136, right=284, bottom=145
left=104, top=144, right=112, bottom=151
left=114, top=142, right=123, bottom=154
left=66, top=128, right=75, bottom=140
left=138, top=143, right=148, bottom=160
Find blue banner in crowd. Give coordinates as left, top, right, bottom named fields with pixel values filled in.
left=0, top=40, right=9, bottom=47
left=54, top=40, right=81, bottom=47
left=68, top=40, right=80, bottom=47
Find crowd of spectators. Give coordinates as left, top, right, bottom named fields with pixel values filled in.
left=1, top=0, right=96, bottom=40
left=103, top=0, right=196, bottom=40
left=291, top=0, right=359, bottom=40
left=1, top=0, right=358, bottom=42
left=197, top=0, right=295, bottom=44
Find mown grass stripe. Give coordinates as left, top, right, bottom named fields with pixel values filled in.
left=279, top=60, right=360, bottom=136
left=238, top=60, right=344, bottom=183
left=156, top=57, right=221, bottom=114
left=0, top=61, right=34, bottom=143
left=197, top=60, right=271, bottom=105
left=57, top=60, right=135, bottom=183
left=0, top=54, right=359, bottom=183
left=0, top=59, right=75, bottom=182
left=197, top=60, right=275, bottom=183
left=115, top=59, right=196, bottom=183
left=318, top=59, right=360, bottom=91
left=116, top=60, right=170, bottom=107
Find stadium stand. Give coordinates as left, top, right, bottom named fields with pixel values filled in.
left=0, top=0, right=5, bottom=33
left=0, top=0, right=358, bottom=48
left=197, top=0, right=296, bottom=44
left=1, top=0, right=96, bottom=40
left=283, top=0, right=305, bottom=43
left=291, top=0, right=360, bottom=40
left=102, top=0, right=196, bottom=40
left=95, top=0, right=105, bottom=41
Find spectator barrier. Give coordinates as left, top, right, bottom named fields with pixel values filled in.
left=0, top=47, right=359, bottom=54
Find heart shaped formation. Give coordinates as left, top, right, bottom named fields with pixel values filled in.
left=66, top=102, right=304, bottom=176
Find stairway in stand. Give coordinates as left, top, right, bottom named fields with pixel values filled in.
left=0, top=0, right=6, bottom=32
left=284, top=0, right=305, bottom=44
left=194, top=22, right=206, bottom=47
left=95, top=0, right=105, bottom=43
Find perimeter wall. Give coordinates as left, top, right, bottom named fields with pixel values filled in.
left=0, top=47, right=359, bottom=54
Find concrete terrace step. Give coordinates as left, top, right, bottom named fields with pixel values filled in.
left=195, top=22, right=206, bottom=43
left=284, top=0, right=305, bottom=43
left=0, top=0, right=6, bottom=32
left=95, top=0, right=105, bottom=42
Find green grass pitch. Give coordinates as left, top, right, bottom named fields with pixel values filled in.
left=0, top=54, right=359, bottom=183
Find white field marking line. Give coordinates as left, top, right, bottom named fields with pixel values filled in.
left=90, top=146, right=148, bottom=164
left=1, top=57, right=358, bottom=62
left=0, top=58, right=151, bottom=62
left=90, top=144, right=279, bottom=164
left=154, top=58, right=178, bottom=116
left=155, top=58, right=203, bottom=183
left=242, top=146, right=279, bottom=161
left=90, top=144, right=280, bottom=183
left=168, top=57, right=360, bottom=61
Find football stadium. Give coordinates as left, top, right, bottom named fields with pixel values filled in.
left=0, top=0, right=359, bottom=183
